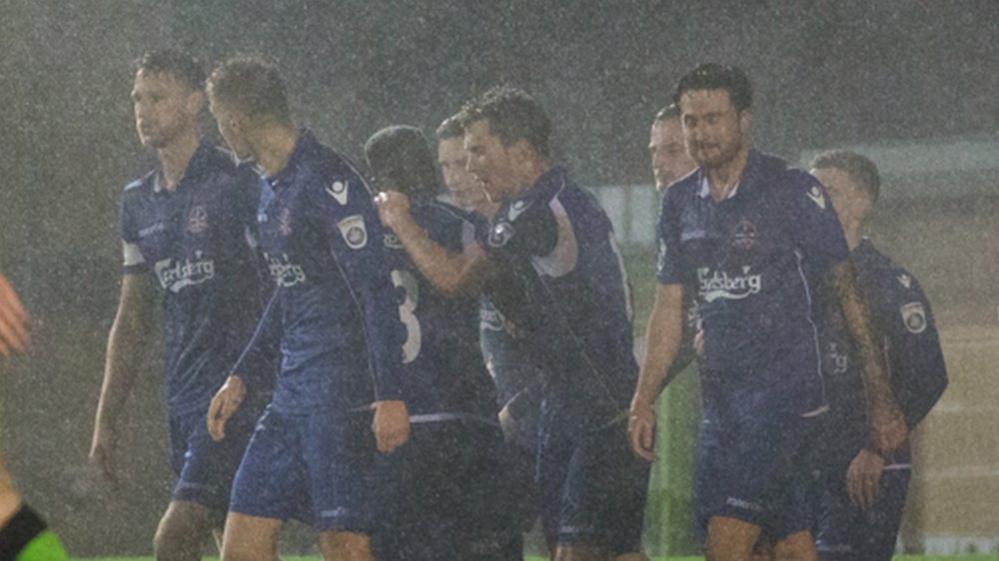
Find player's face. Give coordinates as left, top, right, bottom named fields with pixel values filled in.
left=438, top=137, right=488, bottom=212
left=132, top=70, right=200, bottom=149
left=209, top=99, right=253, bottom=161
left=679, top=89, right=749, bottom=169
left=811, top=166, right=867, bottom=227
left=464, top=119, right=518, bottom=202
left=650, top=117, right=696, bottom=192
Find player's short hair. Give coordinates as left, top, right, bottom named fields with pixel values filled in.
left=460, top=85, right=552, bottom=158
left=134, top=50, right=205, bottom=92
left=435, top=113, right=466, bottom=141
left=365, top=125, right=439, bottom=200
left=674, top=63, right=753, bottom=113
left=654, top=103, right=681, bottom=122
left=810, top=150, right=881, bottom=204
left=207, top=56, right=291, bottom=123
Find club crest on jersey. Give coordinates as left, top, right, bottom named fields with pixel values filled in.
left=901, top=302, right=927, bottom=334
left=898, top=274, right=912, bottom=289
left=187, top=206, right=209, bottom=234
left=337, top=215, right=368, bottom=249
left=383, top=232, right=403, bottom=249
left=278, top=207, right=293, bottom=237
left=154, top=251, right=215, bottom=293
left=507, top=199, right=531, bottom=222
left=732, top=218, right=758, bottom=249
left=326, top=181, right=349, bottom=205
left=488, top=221, right=515, bottom=248
left=806, top=185, right=826, bottom=209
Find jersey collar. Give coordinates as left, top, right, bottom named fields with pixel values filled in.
left=696, top=149, right=762, bottom=201
left=152, top=140, right=216, bottom=194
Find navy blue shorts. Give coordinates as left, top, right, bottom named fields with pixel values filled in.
left=228, top=406, right=376, bottom=533
left=692, top=382, right=820, bottom=544
left=374, top=419, right=521, bottom=561
left=537, top=414, right=651, bottom=554
left=168, top=403, right=258, bottom=512
left=815, top=465, right=910, bottom=561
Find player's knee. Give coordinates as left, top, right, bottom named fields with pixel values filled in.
left=555, top=544, right=610, bottom=561
left=774, top=533, right=817, bottom=561
left=319, top=530, right=372, bottom=561
left=154, top=504, right=209, bottom=561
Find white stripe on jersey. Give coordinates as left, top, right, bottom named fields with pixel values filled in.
left=531, top=195, right=578, bottom=278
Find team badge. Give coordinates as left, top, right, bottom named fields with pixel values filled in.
left=337, top=215, right=368, bottom=249
left=278, top=207, right=293, bottom=237
left=488, top=221, right=515, bottom=248
left=900, top=301, right=927, bottom=334
left=326, top=181, right=349, bottom=205
left=507, top=199, right=530, bottom=221
left=383, top=232, right=403, bottom=249
left=898, top=274, right=912, bottom=289
left=732, top=218, right=758, bottom=249
left=806, top=185, right=826, bottom=209
left=187, top=205, right=209, bottom=234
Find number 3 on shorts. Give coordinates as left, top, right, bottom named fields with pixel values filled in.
left=391, top=270, right=422, bottom=363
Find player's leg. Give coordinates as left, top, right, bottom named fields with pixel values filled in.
left=773, top=531, right=817, bottom=561
left=705, top=516, right=762, bottom=561
left=154, top=500, right=212, bottom=561
left=221, top=512, right=282, bottom=561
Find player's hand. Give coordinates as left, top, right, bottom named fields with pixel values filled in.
left=846, top=448, right=885, bottom=510
left=869, top=404, right=908, bottom=455
left=0, top=272, right=31, bottom=358
left=374, top=191, right=412, bottom=233
left=207, top=375, right=246, bottom=442
left=88, top=423, right=119, bottom=489
left=372, top=400, right=411, bottom=453
left=628, top=398, right=657, bottom=462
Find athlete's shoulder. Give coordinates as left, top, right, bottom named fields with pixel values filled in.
left=856, top=241, right=924, bottom=298
left=663, top=168, right=701, bottom=204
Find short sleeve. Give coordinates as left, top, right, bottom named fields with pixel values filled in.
left=118, top=191, right=146, bottom=274
left=655, top=188, right=683, bottom=285
left=786, top=171, right=849, bottom=277
left=479, top=194, right=557, bottom=259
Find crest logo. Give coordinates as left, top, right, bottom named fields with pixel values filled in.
left=732, top=218, right=758, bottom=249
left=806, top=185, right=826, bottom=209
left=488, top=221, right=515, bottom=248
left=337, top=215, right=368, bottom=249
left=326, top=181, right=349, bottom=205
left=507, top=199, right=531, bottom=222
left=898, top=274, right=912, bottom=289
left=187, top=206, right=209, bottom=234
left=900, top=302, right=927, bottom=334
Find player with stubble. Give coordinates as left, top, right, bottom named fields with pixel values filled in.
left=649, top=103, right=697, bottom=194
left=628, top=64, right=908, bottom=561
left=809, top=151, right=947, bottom=561
left=204, top=56, right=410, bottom=561
left=89, top=50, right=271, bottom=561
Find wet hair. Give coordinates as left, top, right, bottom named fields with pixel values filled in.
left=674, top=63, right=753, bottom=113
left=134, top=50, right=205, bottom=92
left=206, top=56, right=291, bottom=123
left=654, top=103, right=681, bottom=122
left=810, top=150, right=881, bottom=204
left=460, top=85, right=552, bottom=158
left=435, top=113, right=465, bottom=141
left=364, top=125, right=439, bottom=200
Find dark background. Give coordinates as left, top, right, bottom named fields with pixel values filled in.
left=1, top=0, right=997, bottom=556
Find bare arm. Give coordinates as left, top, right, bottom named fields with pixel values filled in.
left=629, top=282, right=685, bottom=461
left=376, top=191, right=490, bottom=296
left=830, top=259, right=907, bottom=454
left=89, top=273, right=154, bottom=482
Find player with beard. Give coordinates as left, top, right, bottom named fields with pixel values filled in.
left=628, top=64, right=908, bottom=561
left=809, top=151, right=947, bottom=561
left=367, top=125, right=521, bottom=561
left=205, top=56, right=409, bottom=561
left=89, top=50, right=270, bottom=561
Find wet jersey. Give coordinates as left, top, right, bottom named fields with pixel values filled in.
left=477, top=166, right=637, bottom=427
left=232, top=130, right=406, bottom=413
left=119, top=142, right=269, bottom=414
left=656, top=149, right=849, bottom=414
left=816, top=239, right=947, bottom=466
left=381, top=198, right=498, bottom=420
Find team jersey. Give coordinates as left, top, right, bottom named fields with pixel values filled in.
left=477, top=166, right=637, bottom=427
left=381, top=197, right=498, bottom=420
left=815, top=239, right=947, bottom=466
left=118, top=142, right=270, bottom=415
left=656, top=149, right=849, bottom=414
left=232, top=129, right=405, bottom=414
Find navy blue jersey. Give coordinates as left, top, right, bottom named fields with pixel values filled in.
left=477, top=166, right=637, bottom=427
left=816, top=239, right=947, bottom=466
left=381, top=198, right=498, bottom=420
left=232, top=130, right=406, bottom=413
left=118, top=142, right=270, bottom=414
left=656, top=150, right=849, bottom=414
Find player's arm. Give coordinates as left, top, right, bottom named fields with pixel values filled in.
left=375, top=190, right=490, bottom=296
left=0, top=272, right=30, bottom=358
left=321, top=176, right=410, bottom=452
left=90, top=272, right=155, bottom=485
left=629, top=282, right=684, bottom=461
